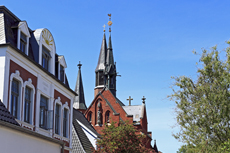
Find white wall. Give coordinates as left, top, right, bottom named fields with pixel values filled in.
left=0, top=126, right=61, bottom=153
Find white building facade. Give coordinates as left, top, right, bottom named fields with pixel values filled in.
left=0, top=6, right=76, bottom=153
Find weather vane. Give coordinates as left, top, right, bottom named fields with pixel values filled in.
left=107, top=14, right=112, bottom=32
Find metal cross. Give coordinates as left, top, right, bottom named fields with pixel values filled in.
left=127, top=96, right=133, bottom=106
left=103, top=24, right=106, bottom=32
left=77, top=61, right=82, bottom=69
left=142, top=96, right=146, bottom=104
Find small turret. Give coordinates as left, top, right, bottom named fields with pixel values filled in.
left=94, top=30, right=108, bottom=97
left=73, top=62, right=87, bottom=113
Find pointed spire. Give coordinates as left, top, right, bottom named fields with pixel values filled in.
left=95, top=31, right=107, bottom=71
left=106, top=34, right=115, bottom=68
left=106, top=14, right=115, bottom=69
left=74, top=61, right=87, bottom=110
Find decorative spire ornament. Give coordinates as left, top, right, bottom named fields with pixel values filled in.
left=103, top=24, right=106, bottom=32
left=142, top=96, right=146, bottom=104
left=107, top=14, right=112, bottom=32
left=77, top=61, right=82, bottom=69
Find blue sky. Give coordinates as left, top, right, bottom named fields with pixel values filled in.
left=2, top=0, right=230, bottom=152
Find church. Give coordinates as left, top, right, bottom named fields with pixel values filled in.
left=73, top=15, right=160, bottom=152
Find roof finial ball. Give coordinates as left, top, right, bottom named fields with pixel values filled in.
left=142, top=96, right=146, bottom=104
left=77, top=61, right=82, bottom=70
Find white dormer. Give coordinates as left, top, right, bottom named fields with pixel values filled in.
left=17, top=21, right=31, bottom=55
left=58, top=56, right=67, bottom=83
left=34, top=28, right=56, bottom=75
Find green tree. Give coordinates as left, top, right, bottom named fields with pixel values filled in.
left=92, top=121, right=152, bottom=153
left=169, top=43, right=230, bottom=152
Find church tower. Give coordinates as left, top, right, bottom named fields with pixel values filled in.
left=94, top=14, right=117, bottom=97
left=73, top=62, right=87, bottom=113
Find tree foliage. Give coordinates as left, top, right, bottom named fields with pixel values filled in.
left=169, top=44, right=230, bottom=152
left=93, top=121, right=152, bottom=153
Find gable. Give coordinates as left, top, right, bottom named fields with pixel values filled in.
left=18, top=21, right=30, bottom=37
left=85, top=88, right=119, bottom=115
left=58, top=55, right=67, bottom=68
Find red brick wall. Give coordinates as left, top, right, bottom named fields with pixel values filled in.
left=64, top=150, right=69, bottom=153
left=8, top=60, right=37, bottom=125
left=85, top=89, right=153, bottom=149
left=54, top=90, right=70, bottom=106
left=85, top=90, right=133, bottom=135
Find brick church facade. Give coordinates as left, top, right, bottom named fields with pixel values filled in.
left=74, top=17, right=160, bottom=152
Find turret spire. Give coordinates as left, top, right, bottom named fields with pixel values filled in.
left=95, top=30, right=107, bottom=72
left=94, top=14, right=118, bottom=97
left=105, top=14, right=117, bottom=96
left=74, top=61, right=87, bottom=112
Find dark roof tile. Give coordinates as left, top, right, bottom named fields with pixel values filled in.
left=0, top=101, right=19, bottom=126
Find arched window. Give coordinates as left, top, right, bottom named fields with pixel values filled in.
left=62, top=102, right=70, bottom=138
left=22, top=78, right=35, bottom=125
left=96, top=100, right=103, bottom=125
left=54, top=97, right=62, bottom=135
left=87, top=112, right=92, bottom=123
left=9, top=70, right=23, bottom=120
left=105, top=111, right=110, bottom=123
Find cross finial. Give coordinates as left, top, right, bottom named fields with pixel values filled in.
left=77, top=61, right=82, bottom=69
left=142, top=96, right=146, bottom=104
left=127, top=96, right=133, bottom=106
left=103, top=24, right=106, bottom=32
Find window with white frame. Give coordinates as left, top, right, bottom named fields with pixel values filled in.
left=24, top=87, right=31, bottom=123
left=17, top=21, right=30, bottom=55
left=9, top=70, right=23, bottom=120
left=20, top=32, right=27, bottom=53
left=42, top=46, right=51, bottom=71
left=63, top=108, right=68, bottom=137
left=11, top=79, right=19, bottom=118
left=55, top=104, right=61, bottom=134
left=39, top=95, right=48, bottom=129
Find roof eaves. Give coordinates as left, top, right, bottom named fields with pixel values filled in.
left=0, top=6, right=21, bottom=21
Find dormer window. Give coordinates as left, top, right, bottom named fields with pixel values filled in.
left=58, top=56, right=67, bottom=83
left=60, top=65, right=64, bottom=82
left=42, top=46, right=51, bottom=71
left=20, top=32, right=27, bottom=53
left=17, top=21, right=30, bottom=55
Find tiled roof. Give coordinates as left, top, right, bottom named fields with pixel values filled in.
left=122, top=105, right=143, bottom=122
left=73, top=108, right=99, bottom=153
left=0, top=101, right=19, bottom=126
left=73, top=108, right=99, bottom=136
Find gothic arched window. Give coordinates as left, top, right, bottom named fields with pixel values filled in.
left=88, top=112, right=92, bottom=123
left=105, top=111, right=110, bottom=123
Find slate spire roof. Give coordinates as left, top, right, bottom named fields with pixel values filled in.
left=106, top=32, right=115, bottom=72
left=73, top=62, right=87, bottom=110
left=95, top=32, right=107, bottom=72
